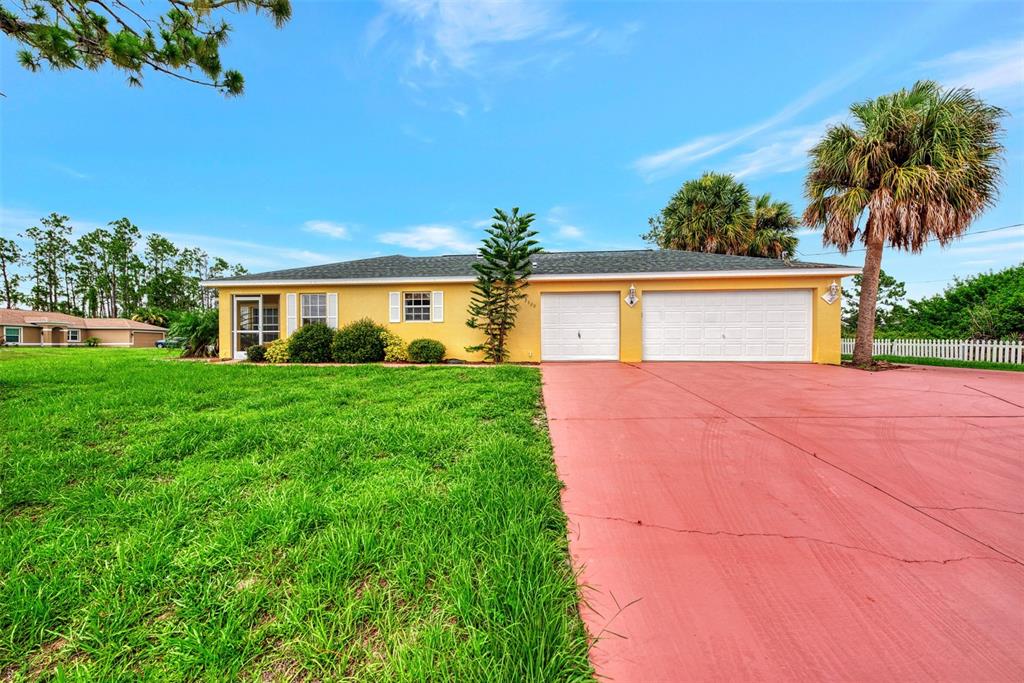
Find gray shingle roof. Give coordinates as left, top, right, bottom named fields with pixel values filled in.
left=208, top=250, right=851, bottom=283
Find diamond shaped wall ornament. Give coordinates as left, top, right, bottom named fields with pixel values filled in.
left=624, top=283, right=638, bottom=307
left=821, top=281, right=840, bottom=305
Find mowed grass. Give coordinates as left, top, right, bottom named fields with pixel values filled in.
left=841, top=353, right=1024, bottom=372
left=0, top=349, right=593, bottom=681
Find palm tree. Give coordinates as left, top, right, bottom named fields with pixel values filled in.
left=645, top=173, right=799, bottom=259
left=748, top=193, right=799, bottom=259
left=804, top=81, right=1004, bottom=366
left=646, top=172, right=753, bottom=254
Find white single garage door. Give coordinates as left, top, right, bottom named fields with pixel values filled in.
left=643, top=290, right=812, bottom=361
left=541, top=292, right=620, bottom=361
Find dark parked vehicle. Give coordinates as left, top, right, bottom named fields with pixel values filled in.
left=155, top=337, right=183, bottom=349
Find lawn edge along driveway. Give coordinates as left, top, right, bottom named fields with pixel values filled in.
left=0, top=349, right=594, bottom=681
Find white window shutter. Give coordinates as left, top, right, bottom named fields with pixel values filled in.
left=326, top=292, right=338, bottom=328
left=286, top=293, right=297, bottom=335
left=431, top=291, right=444, bottom=322
left=389, top=292, right=401, bottom=323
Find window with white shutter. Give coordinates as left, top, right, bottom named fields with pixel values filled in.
left=286, top=294, right=297, bottom=335
left=431, top=291, right=444, bottom=322
left=389, top=292, right=401, bottom=323
left=326, top=293, right=338, bottom=328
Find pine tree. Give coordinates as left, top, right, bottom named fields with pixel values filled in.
left=0, top=0, right=291, bottom=96
left=0, top=237, right=23, bottom=308
left=466, top=208, right=541, bottom=363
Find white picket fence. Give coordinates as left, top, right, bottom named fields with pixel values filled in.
left=841, top=338, right=1024, bottom=364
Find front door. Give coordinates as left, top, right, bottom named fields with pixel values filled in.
left=232, top=295, right=280, bottom=359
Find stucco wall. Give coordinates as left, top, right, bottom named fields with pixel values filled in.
left=81, top=329, right=132, bottom=346
left=215, top=275, right=846, bottom=364
left=3, top=326, right=42, bottom=344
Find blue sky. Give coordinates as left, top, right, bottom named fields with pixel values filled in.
left=1, top=0, right=1022, bottom=299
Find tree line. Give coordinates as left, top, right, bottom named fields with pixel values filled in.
left=0, top=213, right=247, bottom=322
left=843, top=265, right=1023, bottom=341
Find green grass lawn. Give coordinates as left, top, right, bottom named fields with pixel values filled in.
left=841, top=353, right=1024, bottom=372
left=0, top=349, right=592, bottom=681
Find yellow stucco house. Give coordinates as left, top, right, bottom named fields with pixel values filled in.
left=203, top=249, right=859, bottom=363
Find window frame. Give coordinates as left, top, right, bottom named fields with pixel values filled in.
left=66, top=329, right=81, bottom=343
left=403, top=291, right=432, bottom=322
left=300, top=293, right=328, bottom=327
left=4, top=326, right=21, bottom=344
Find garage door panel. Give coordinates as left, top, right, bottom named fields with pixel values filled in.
left=643, top=290, right=811, bottom=362
left=541, top=293, right=619, bottom=361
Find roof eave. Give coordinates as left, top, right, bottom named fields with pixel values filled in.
left=201, top=267, right=861, bottom=288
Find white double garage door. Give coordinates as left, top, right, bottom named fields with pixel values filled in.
left=541, top=289, right=812, bottom=362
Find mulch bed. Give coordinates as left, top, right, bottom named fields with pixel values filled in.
left=841, top=360, right=908, bottom=372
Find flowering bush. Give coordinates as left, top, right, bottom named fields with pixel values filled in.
left=265, top=337, right=290, bottom=364
left=380, top=329, right=408, bottom=362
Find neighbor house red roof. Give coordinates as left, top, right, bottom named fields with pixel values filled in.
left=0, top=309, right=167, bottom=331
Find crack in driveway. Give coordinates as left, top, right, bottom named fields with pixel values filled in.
left=628, top=363, right=1024, bottom=566
left=965, top=384, right=1024, bottom=409
left=916, top=505, right=1024, bottom=516
left=566, top=511, right=1018, bottom=567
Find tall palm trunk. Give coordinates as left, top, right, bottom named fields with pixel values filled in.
left=852, top=230, right=885, bottom=366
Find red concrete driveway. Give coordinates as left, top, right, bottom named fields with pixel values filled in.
left=542, top=362, right=1023, bottom=681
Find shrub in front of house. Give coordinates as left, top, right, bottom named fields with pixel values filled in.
left=332, top=318, right=386, bottom=363
left=380, top=328, right=408, bottom=362
left=408, top=338, right=446, bottom=364
left=246, top=344, right=267, bottom=362
left=84, top=336, right=101, bottom=347
left=287, top=322, right=334, bottom=363
left=265, top=337, right=290, bottom=364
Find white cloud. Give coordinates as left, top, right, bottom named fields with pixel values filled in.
left=399, top=123, right=435, bottom=144
left=0, top=206, right=341, bottom=272
left=158, top=232, right=341, bottom=269
left=632, top=52, right=884, bottom=181
left=371, top=0, right=640, bottom=110
left=960, top=225, right=1024, bottom=243
left=47, top=163, right=91, bottom=180
left=557, top=224, right=584, bottom=239
left=545, top=205, right=586, bottom=242
left=944, top=239, right=1024, bottom=256
left=0, top=206, right=104, bottom=238
left=444, top=99, right=469, bottom=117
left=385, top=0, right=559, bottom=71
left=377, top=224, right=477, bottom=252
left=303, top=220, right=353, bottom=239
left=728, top=114, right=846, bottom=179
left=920, top=39, right=1024, bottom=95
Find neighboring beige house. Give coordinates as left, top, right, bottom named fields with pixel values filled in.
left=0, top=309, right=167, bottom=347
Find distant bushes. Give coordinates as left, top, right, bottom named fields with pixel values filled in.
left=84, top=336, right=101, bottom=347
left=408, top=338, right=446, bottom=364
left=287, top=322, right=334, bottom=363
left=168, top=309, right=219, bottom=358
left=332, top=318, right=386, bottom=363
